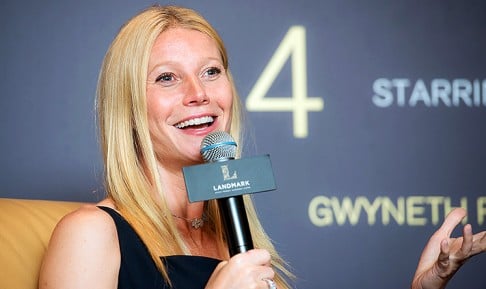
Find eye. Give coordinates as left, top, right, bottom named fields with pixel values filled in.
left=155, top=72, right=177, bottom=86
left=203, top=67, right=222, bottom=80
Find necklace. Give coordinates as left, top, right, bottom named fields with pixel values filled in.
left=171, top=214, right=206, bottom=229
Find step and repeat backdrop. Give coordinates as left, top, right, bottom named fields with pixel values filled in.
left=1, top=1, right=485, bottom=288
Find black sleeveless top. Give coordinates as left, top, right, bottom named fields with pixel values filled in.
left=98, top=206, right=220, bottom=289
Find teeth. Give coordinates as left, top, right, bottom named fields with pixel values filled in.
left=175, top=116, right=214, bottom=129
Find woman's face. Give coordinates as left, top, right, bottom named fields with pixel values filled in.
left=146, top=27, right=233, bottom=167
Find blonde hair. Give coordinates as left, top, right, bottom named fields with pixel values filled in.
left=97, top=5, right=292, bottom=288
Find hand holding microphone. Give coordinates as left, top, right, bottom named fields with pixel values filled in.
left=205, top=249, right=276, bottom=289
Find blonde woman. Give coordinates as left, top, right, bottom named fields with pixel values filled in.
left=39, top=5, right=485, bottom=289
left=39, top=5, right=291, bottom=289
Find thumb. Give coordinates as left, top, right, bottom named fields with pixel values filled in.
left=436, top=208, right=466, bottom=237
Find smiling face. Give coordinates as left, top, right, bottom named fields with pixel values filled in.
left=146, top=27, right=233, bottom=167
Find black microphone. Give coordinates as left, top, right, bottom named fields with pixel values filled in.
left=200, top=131, right=254, bottom=256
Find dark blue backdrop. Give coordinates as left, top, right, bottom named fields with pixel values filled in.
left=1, top=1, right=485, bottom=288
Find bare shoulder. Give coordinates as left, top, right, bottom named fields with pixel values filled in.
left=48, top=203, right=119, bottom=250
left=55, top=203, right=117, bottom=236
left=39, top=203, right=120, bottom=289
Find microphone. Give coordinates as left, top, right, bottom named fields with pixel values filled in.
left=200, top=131, right=254, bottom=256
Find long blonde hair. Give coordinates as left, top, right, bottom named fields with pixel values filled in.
left=97, top=5, right=292, bottom=288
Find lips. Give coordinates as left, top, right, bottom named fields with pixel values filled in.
left=174, top=116, right=215, bottom=129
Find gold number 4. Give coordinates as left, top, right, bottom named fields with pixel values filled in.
left=245, top=26, right=324, bottom=138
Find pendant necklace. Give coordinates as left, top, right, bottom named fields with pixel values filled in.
left=171, top=213, right=206, bottom=229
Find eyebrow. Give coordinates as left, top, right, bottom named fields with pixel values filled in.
left=148, top=57, right=224, bottom=75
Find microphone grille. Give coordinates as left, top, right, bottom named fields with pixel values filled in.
left=200, top=131, right=237, bottom=162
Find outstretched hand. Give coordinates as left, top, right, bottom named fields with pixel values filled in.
left=411, top=208, right=486, bottom=289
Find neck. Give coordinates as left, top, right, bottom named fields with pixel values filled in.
left=155, top=162, right=206, bottom=225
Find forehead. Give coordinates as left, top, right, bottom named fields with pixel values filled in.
left=149, top=27, right=221, bottom=61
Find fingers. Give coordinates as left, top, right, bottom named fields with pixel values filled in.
left=438, top=208, right=466, bottom=237
left=437, top=222, right=475, bottom=275
left=471, top=231, right=486, bottom=256
left=460, top=224, right=473, bottom=257
left=436, top=224, right=472, bottom=273
left=242, top=249, right=275, bottom=280
left=412, top=209, right=486, bottom=289
left=437, top=239, right=450, bottom=272
left=261, top=278, right=278, bottom=289
left=232, top=249, right=272, bottom=267
left=472, top=231, right=486, bottom=244
left=230, top=249, right=275, bottom=281
left=207, top=249, right=275, bottom=289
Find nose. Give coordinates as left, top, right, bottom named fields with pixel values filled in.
left=183, top=77, right=209, bottom=106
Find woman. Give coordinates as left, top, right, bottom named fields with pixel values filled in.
left=40, top=5, right=290, bottom=289
left=39, top=5, right=485, bottom=289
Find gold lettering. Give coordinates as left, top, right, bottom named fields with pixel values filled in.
left=381, top=197, right=405, bottom=225
left=356, top=196, right=382, bottom=225
left=308, top=196, right=333, bottom=227
left=332, top=197, right=362, bottom=225
left=407, top=196, right=427, bottom=225
left=245, top=26, right=323, bottom=138
left=308, top=195, right=476, bottom=228
left=425, top=196, right=444, bottom=225
left=478, top=197, right=486, bottom=225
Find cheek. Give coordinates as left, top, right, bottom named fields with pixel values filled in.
left=146, top=85, right=176, bottom=115
left=221, top=91, right=234, bottom=132
left=146, top=91, right=172, bottom=132
left=213, top=81, right=234, bottom=110
left=147, top=100, right=159, bottom=117
left=146, top=97, right=160, bottom=128
left=220, top=95, right=233, bottom=115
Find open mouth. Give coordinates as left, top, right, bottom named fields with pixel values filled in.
left=174, top=116, right=215, bottom=129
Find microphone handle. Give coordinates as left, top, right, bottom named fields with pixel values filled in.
left=217, top=195, right=254, bottom=256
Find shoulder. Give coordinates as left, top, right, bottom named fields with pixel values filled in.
left=39, top=203, right=120, bottom=289
left=60, top=202, right=116, bottom=230
left=52, top=203, right=119, bottom=249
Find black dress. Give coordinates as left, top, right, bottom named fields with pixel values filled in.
left=98, top=206, right=220, bottom=289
